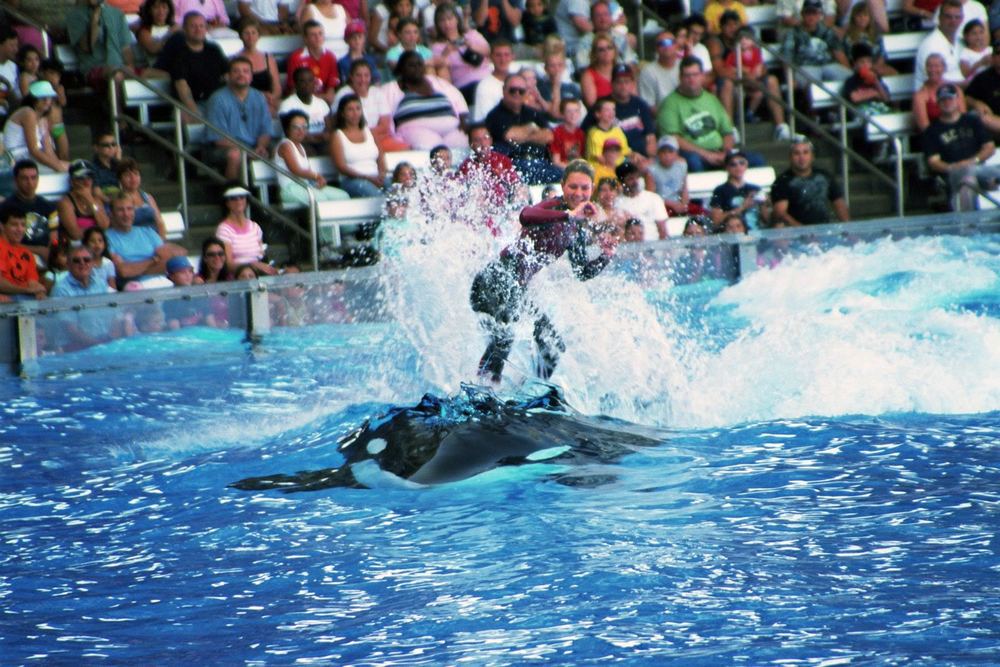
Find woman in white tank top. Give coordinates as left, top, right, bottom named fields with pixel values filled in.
left=274, top=109, right=349, bottom=206
left=329, top=93, right=387, bottom=198
left=3, top=81, right=68, bottom=172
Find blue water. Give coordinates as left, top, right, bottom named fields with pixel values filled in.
left=3, top=234, right=1000, bottom=664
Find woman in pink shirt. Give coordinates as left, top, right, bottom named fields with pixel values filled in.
left=214, top=186, right=277, bottom=276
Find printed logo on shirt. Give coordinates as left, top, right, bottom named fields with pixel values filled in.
left=683, top=110, right=717, bottom=139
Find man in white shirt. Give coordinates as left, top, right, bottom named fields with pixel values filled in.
left=279, top=66, right=331, bottom=154
left=616, top=160, right=669, bottom=240
left=238, top=0, right=295, bottom=34
left=473, top=40, right=514, bottom=122
left=914, top=0, right=965, bottom=90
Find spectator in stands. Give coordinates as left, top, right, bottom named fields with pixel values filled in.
left=173, top=0, right=234, bottom=36
left=648, top=135, right=690, bottom=216
left=585, top=97, right=631, bottom=165
left=580, top=33, right=618, bottom=108
left=163, top=256, right=218, bottom=329
left=16, top=44, right=40, bottom=99
left=333, top=59, right=406, bottom=151
left=709, top=149, right=770, bottom=231
left=215, top=184, right=276, bottom=274
left=281, top=66, right=332, bottom=154
left=0, top=160, right=56, bottom=262
left=592, top=137, right=623, bottom=183
left=772, top=137, right=849, bottom=225
left=286, top=20, right=340, bottom=105
left=593, top=176, right=628, bottom=238
left=38, top=59, right=68, bottom=110
left=155, top=12, right=228, bottom=120
left=605, top=64, right=657, bottom=159
left=383, top=52, right=469, bottom=149
left=842, top=2, right=898, bottom=78
left=237, top=17, right=283, bottom=115
left=117, top=158, right=168, bottom=240
left=484, top=73, right=562, bottom=185
left=723, top=26, right=791, bottom=140
left=105, top=194, right=185, bottom=287
left=53, top=244, right=113, bottom=305
left=554, top=0, right=594, bottom=61
left=338, top=19, right=381, bottom=85
left=0, top=27, right=18, bottom=120
left=659, top=56, right=763, bottom=172
left=330, top=93, right=387, bottom=197
left=198, top=236, right=233, bottom=284
left=135, top=0, right=178, bottom=69
left=52, top=245, right=120, bottom=349
left=206, top=57, right=272, bottom=181
left=457, top=123, right=525, bottom=227
left=238, top=0, right=295, bottom=34
left=66, top=0, right=136, bottom=89
left=41, top=242, right=69, bottom=293
left=2, top=80, right=68, bottom=172
left=719, top=212, right=747, bottom=234
left=432, top=3, right=491, bottom=105
left=0, top=210, right=46, bottom=302
left=430, top=144, right=453, bottom=175
left=681, top=15, right=713, bottom=86
left=935, top=0, right=988, bottom=35
left=83, top=226, right=117, bottom=289
left=275, top=109, right=350, bottom=205
left=923, top=82, right=1000, bottom=210
left=370, top=0, right=419, bottom=54
left=90, top=131, right=122, bottom=198
left=387, top=18, right=435, bottom=71
left=914, top=0, right=965, bottom=90
left=842, top=43, right=893, bottom=123
left=960, top=19, right=992, bottom=83
left=549, top=98, right=585, bottom=168
left=575, top=1, right=638, bottom=73
left=777, top=0, right=837, bottom=28
left=538, top=52, right=581, bottom=121
left=914, top=53, right=968, bottom=132
left=57, top=160, right=109, bottom=243
left=639, top=31, right=681, bottom=111
left=300, top=0, right=349, bottom=40
left=472, top=0, right=522, bottom=44
left=903, top=0, right=943, bottom=30
left=521, top=0, right=557, bottom=57
left=616, top=160, right=669, bottom=240
left=966, top=42, right=1000, bottom=127
left=473, top=40, right=514, bottom=122
left=704, top=0, right=748, bottom=35
left=780, top=0, right=851, bottom=85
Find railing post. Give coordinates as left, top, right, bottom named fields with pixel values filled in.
left=840, top=104, right=849, bottom=210
left=110, top=78, right=120, bottom=148
left=174, top=107, right=189, bottom=225
left=894, top=136, right=905, bottom=217
left=240, top=152, right=249, bottom=186
left=16, top=314, right=38, bottom=376
left=785, top=65, right=795, bottom=136
left=246, top=285, right=271, bottom=342
left=308, top=189, right=319, bottom=271
left=736, top=41, right=746, bottom=147
left=737, top=240, right=758, bottom=277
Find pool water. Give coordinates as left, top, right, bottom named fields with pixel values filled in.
left=2, top=233, right=999, bottom=664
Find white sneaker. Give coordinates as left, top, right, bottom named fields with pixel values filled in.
left=774, top=123, right=792, bottom=141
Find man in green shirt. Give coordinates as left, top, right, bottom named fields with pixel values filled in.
left=66, top=0, right=135, bottom=89
left=657, top=56, right=763, bottom=172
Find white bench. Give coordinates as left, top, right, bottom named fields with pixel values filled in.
left=809, top=73, right=915, bottom=110
left=251, top=156, right=336, bottom=206
left=317, top=197, right=384, bottom=247
left=163, top=210, right=186, bottom=241
left=686, top=166, right=777, bottom=202
left=746, top=4, right=778, bottom=29
left=865, top=111, right=914, bottom=142
left=213, top=35, right=347, bottom=63
left=38, top=171, right=70, bottom=201
left=883, top=31, right=928, bottom=64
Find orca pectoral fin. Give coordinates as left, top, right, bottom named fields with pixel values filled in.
left=230, top=465, right=364, bottom=492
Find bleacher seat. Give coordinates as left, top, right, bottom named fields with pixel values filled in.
left=317, top=197, right=384, bottom=247
left=163, top=210, right=186, bottom=240
left=251, top=156, right=336, bottom=206
left=686, top=166, right=777, bottom=202
left=883, top=32, right=928, bottom=64
left=746, top=4, right=778, bottom=29
left=38, top=172, right=70, bottom=202
left=809, top=73, right=915, bottom=110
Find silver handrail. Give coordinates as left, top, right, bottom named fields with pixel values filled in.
left=108, top=75, right=323, bottom=271
left=2, top=6, right=51, bottom=58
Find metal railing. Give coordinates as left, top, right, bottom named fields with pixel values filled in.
left=107, top=75, right=324, bottom=270
left=2, top=5, right=51, bottom=58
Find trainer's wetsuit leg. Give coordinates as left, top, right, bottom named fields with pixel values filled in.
left=470, top=260, right=521, bottom=383
left=533, top=314, right=565, bottom=381
left=477, top=323, right=515, bottom=383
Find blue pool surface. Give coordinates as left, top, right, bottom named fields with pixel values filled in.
left=2, top=233, right=1000, bottom=664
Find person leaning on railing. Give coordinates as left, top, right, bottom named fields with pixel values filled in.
left=274, top=109, right=349, bottom=205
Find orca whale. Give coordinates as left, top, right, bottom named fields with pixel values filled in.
left=230, top=385, right=665, bottom=491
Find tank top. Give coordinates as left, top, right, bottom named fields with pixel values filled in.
left=132, top=191, right=158, bottom=230
left=67, top=191, right=98, bottom=233
left=393, top=91, right=457, bottom=127
left=2, top=114, right=45, bottom=162
left=274, top=138, right=309, bottom=190
left=251, top=53, right=273, bottom=94
left=336, top=128, right=379, bottom=178
left=585, top=67, right=613, bottom=100
left=303, top=4, right=347, bottom=40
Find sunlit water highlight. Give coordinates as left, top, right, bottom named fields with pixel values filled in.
left=2, top=225, right=999, bottom=664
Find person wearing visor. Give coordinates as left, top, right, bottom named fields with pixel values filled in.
left=470, top=159, right=618, bottom=384
left=923, top=83, right=1000, bottom=211
left=57, top=160, right=109, bottom=243
left=1, top=80, right=68, bottom=172
left=214, top=185, right=276, bottom=276
left=639, top=31, right=681, bottom=110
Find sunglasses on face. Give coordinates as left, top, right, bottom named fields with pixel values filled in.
left=289, top=123, right=308, bottom=130
left=71, top=256, right=92, bottom=265
left=98, top=142, right=117, bottom=148
left=205, top=250, right=225, bottom=257
left=508, top=87, right=527, bottom=95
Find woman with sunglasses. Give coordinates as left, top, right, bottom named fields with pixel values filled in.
left=215, top=185, right=277, bottom=276
left=580, top=34, right=617, bottom=109
left=57, top=160, right=110, bottom=243
left=276, top=110, right=349, bottom=206
left=197, top=237, right=233, bottom=284
left=469, top=159, right=619, bottom=385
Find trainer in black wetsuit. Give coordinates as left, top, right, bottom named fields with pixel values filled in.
left=470, top=159, right=618, bottom=384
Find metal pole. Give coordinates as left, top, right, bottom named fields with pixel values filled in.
left=785, top=66, right=795, bottom=136
left=894, top=136, right=905, bottom=217
left=174, top=107, right=189, bottom=226
left=110, top=78, right=120, bottom=148
left=308, top=189, right=318, bottom=271
left=736, top=41, right=746, bottom=147
left=840, top=104, right=849, bottom=210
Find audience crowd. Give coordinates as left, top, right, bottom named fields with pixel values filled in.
left=3, top=0, right=1000, bottom=323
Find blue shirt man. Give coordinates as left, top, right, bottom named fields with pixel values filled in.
left=52, top=245, right=115, bottom=349
left=206, top=56, right=273, bottom=180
